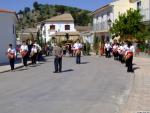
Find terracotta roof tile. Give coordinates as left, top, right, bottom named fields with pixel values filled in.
left=46, top=13, right=74, bottom=22
left=0, top=9, right=15, bottom=14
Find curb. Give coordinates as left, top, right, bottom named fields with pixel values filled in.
left=121, top=57, right=150, bottom=113
left=0, top=62, right=32, bottom=73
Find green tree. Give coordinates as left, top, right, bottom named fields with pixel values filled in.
left=110, top=8, right=143, bottom=41
left=86, top=41, right=91, bottom=55
left=24, top=7, right=30, bottom=13
left=93, top=36, right=100, bottom=55
left=33, top=1, right=40, bottom=10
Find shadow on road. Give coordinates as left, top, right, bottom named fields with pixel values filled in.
left=61, top=69, right=74, bottom=73
left=29, top=64, right=41, bottom=67
left=133, top=67, right=140, bottom=71
left=132, top=63, right=137, bottom=66
left=16, top=68, right=28, bottom=71
left=80, top=62, right=90, bottom=64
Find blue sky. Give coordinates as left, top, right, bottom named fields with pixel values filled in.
left=0, top=0, right=113, bottom=12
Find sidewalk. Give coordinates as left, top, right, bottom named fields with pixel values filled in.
left=0, top=61, right=31, bottom=73
left=121, top=56, right=150, bottom=113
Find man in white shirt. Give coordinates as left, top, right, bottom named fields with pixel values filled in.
left=125, top=42, right=135, bottom=72
left=31, top=44, right=38, bottom=64
left=73, top=40, right=82, bottom=64
left=20, top=41, right=28, bottom=67
left=104, top=42, right=111, bottom=58
left=7, top=44, right=16, bottom=71
left=34, top=41, right=42, bottom=62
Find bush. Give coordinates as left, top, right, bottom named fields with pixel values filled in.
left=86, top=41, right=91, bottom=55
left=93, top=37, right=100, bottom=55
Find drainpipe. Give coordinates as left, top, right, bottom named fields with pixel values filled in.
left=149, top=0, right=150, bottom=23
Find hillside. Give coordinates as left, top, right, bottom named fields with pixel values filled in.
left=18, top=2, right=92, bottom=29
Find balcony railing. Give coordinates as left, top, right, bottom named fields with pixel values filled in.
left=93, top=21, right=109, bottom=32
left=141, top=8, right=150, bottom=22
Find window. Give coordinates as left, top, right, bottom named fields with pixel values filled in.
left=65, top=25, right=70, bottom=30
left=107, top=12, right=110, bottom=17
left=137, top=1, right=142, bottom=10
left=50, top=25, right=55, bottom=30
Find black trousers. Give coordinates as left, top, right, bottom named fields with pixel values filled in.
left=105, top=49, right=111, bottom=58
left=126, top=56, right=133, bottom=72
left=23, top=55, right=28, bottom=66
left=113, top=52, right=118, bottom=60
left=54, top=57, right=62, bottom=72
left=9, top=58, right=15, bottom=70
left=76, top=55, right=81, bottom=64
left=31, top=53, right=37, bottom=64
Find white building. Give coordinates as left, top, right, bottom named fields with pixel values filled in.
left=0, top=9, right=17, bottom=64
left=91, top=0, right=150, bottom=42
left=37, top=13, right=79, bottom=43
left=91, top=0, right=137, bottom=43
left=134, top=0, right=150, bottom=23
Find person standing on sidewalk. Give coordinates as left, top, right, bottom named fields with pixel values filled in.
left=53, top=44, right=63, bottom=73
left=73, top=40, right=82, bottom=64
left=6, top=44, right=16, bottom=71
left=20, top=41, right=28, bottom=67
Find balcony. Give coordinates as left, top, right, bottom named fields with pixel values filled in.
left=141, top=8, right=150, bottom=22
left=93, top=21, right=109, bottom=32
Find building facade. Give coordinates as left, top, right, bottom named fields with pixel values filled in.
left=92, top=4, right=113, bottom=43
left=37, top=13, right=79, bottom=43
left=91, top=0, right=150, bottom=43
left=91, top=0, right=137, bottom=43
left=0, top=9, right=17, bottom=64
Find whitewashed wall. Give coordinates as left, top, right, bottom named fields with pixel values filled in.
left=41, top=21, right=76, bottom=42
left=140, top=0, right=150, bottom=22
left=0, top=13, right=17, bottom=64
left=111, top=0, right=136, bottom=21
left=93, top=6, right=113, bottom=31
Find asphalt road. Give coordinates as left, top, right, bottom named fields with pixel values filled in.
left=0, top=56, right=134, bottom=113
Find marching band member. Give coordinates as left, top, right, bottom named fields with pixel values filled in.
left=20, top=41, right=28, bottom=67
left=31, top=44, right=38, bottom=64
left=104, top=41, right=111, bottom=58
left=125, top=42, right=135, bottom=72
left=73, top=40, right=82, bottom=64
left=112, top=43, right=118, bottom=60
left=34, top=41, right=42, bottom=62
left=7, top=44, right=16, bottom=71
left=118, top=43, right=124, bottom=62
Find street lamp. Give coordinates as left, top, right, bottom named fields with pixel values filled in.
left=17, top=13, right=24, bottom=43
left=107, top=18, right=112, bottom=42
left=39, top=21, right=45, bottom=47
left=65, top=33, right=69, bottom=41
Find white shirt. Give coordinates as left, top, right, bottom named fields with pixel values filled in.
left=117, top=45, right=124, bottom=53
left=20, top=45, right=28, bottom=52
left=34, top=43, right=42, bottom=51
left=123, top=44, right=128, bottom=51
left=105, top=43, right=111, bottom=50
left=31, top=47, right=37, bottom=53
left=7, top=48, right=16, bottom=56
left=73, top=43, right=82, bottom=50
left=129, top=45, right=135, bottom=53
left=113, top=45, right=118, bottom=50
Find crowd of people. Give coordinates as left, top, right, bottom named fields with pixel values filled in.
left=6, top=41, right=45, bottom=71
left=6, top=40, right=83, bottom=72
left=6, top=39, right=135, bottom=73
left=104, top=41, right=135, bottom=73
